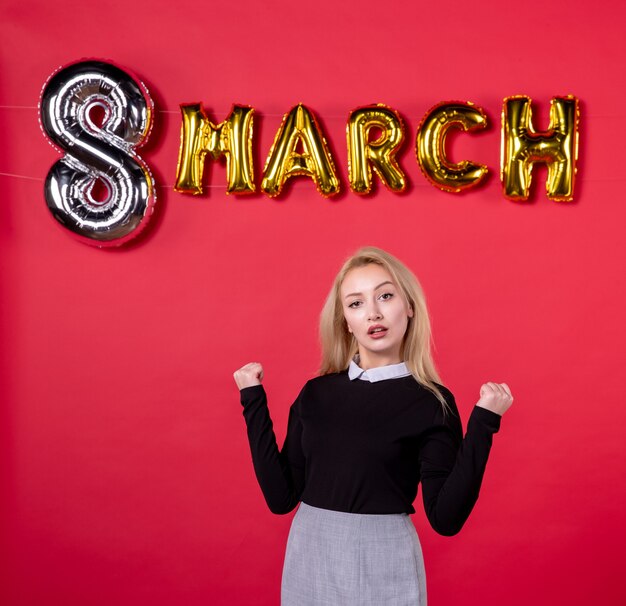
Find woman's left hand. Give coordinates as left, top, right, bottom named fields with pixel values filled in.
left=475, top=382, right=514, bottom=416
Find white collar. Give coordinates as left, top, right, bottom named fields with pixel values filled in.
left=348, top=354, right=411, bottom=382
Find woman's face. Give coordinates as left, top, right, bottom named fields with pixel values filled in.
left=340, top=263, right=413, bottom=369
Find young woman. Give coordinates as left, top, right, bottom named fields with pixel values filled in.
left=233, top=246, right=513, bottom=606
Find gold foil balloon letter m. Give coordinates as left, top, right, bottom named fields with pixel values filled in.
left=501, top=96, right=579, bottom=201
left=175, top=104, right=255, bottom=195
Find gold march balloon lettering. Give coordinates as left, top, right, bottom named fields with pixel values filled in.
left=175, top=98, right=580, bottom=201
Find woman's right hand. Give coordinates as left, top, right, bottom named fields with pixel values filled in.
left=475, top=382, right=513, bottom=416
left=233, top=362, right=264, bottom=390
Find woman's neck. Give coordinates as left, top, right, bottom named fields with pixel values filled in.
left=356, top=352, right=403, bottom=370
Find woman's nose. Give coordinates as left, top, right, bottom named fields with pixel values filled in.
left=367, top=302, right=382, bottom=320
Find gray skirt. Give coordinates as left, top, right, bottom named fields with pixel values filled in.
left=281, top=502, right=427, bottom=606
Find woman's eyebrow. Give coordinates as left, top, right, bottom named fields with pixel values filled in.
left=344, top=281, right=394, bottom=299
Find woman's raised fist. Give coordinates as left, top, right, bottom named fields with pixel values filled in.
left=475, top=382, right=514, bottom=416
left=233, top=362, right=264, bottom=390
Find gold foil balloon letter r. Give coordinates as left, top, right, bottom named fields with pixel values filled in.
left=347, top=105, right=406, bottom=194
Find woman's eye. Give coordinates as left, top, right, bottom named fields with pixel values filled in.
left=380, top=292, right=394, bottom=300
left=348, top=301, right=361, bottom=308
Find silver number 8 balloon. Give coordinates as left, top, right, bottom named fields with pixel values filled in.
left=40, top=60, right=156, bottom=246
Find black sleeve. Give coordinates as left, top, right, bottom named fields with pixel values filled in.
left=239, top=384, right=305, bottom=514
left=419, top=391, right=501, bottom=536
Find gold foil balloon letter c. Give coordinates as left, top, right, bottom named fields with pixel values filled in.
left=501, top=95, right=579, bottom=201
left=347, top=105, right=406, bottom=194
left=261, top=104, right=340, bottom=197
left=416, top=102, right=488, bottom=193
left=175, top=104, right=255, bottom=195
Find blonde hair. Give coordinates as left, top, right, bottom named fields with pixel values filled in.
left=318, top=246, right=448, bottom=409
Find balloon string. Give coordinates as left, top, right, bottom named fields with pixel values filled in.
left=1, top=171, right=623, bottom=188
left=0, top=105, right=39, bottom=109
left=0, top=171, right=231, bottom=188
left=0, top=105, right=346, bottom=119
left=0, top=171, right=44, bottom=182
left=156, top=109, right=349, bottom=118
left=0, top=104, right=616, bottom=120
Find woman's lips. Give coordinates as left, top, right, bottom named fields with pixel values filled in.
left=368, top=328, right=388, bottom=339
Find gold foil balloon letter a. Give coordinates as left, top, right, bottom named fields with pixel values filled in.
left=347, top=105, right=406, bottom=194
left=501, top=96, right=579, bottom=201
left=261, top=105, right=340, bottom=197
left=175, top=104, right=255, bottom=195
left=416, top=102, right=488, bottom=193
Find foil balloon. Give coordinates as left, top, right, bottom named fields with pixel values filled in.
left=261, top=104, right=340, bottom=197
left=501, top=95, right=579, bottom=201
left=416, top=102, right=488, bottom=193
left=175, top=104, right=255, bottom=195
left=39, top=59, right=155, bottom=246
left=347, top=105, right=406, bottom=194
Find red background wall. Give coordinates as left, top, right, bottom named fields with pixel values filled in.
left=1, top=1, right=625, bottom=604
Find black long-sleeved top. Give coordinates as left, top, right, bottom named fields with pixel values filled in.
left=239, top=370, right=501, bottom=536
